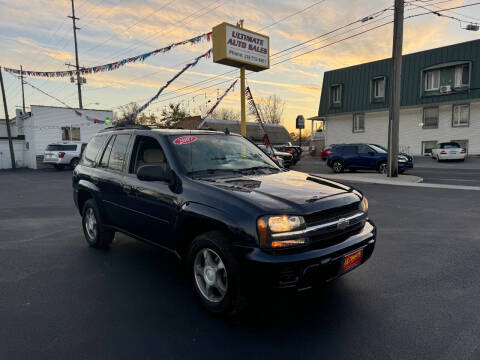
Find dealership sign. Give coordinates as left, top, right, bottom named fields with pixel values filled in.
left=212, top=22, right=269, bottom=72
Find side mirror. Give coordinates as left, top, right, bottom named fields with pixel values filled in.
left=368, top=151, right=375, bottom=156
left=137, top=165, right=171, bottom=182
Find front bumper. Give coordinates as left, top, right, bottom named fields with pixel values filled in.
left=237, top=220, right=376, bottom=290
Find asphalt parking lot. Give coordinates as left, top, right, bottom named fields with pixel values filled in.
left=296, top=155, right=480, bottom=187
left=1, top=168, right=480, bottom=360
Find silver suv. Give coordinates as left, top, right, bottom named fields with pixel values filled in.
left=43, top=141, right=86, bottom=170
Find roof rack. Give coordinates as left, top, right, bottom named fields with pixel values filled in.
left=98, top=124, right=151, bottom=133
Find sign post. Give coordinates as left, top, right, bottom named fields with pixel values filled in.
left=296, top=115, right=305, bottom=148
left=212, top=22, right=269, bottom=137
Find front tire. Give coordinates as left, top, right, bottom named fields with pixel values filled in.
left=188, top=231, right=246, bottom=315
left=332, top=160, right=344, bottom=173
left=82, top=199, right=114, bottom=248
left=377, top=161, right=387, bottom=174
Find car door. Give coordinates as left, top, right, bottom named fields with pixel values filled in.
left=342, top=145, right=359, bottom=168
left=357, top=144, right=376, bottom=169
left=121, top=135, right=180, bottom=247
left=95, top=134, right=133, bottom=229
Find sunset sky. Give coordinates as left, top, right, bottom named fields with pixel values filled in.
left=1, top=0, right=480, bottom=132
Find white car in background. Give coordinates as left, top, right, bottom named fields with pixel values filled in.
left=431, top=142, right=466, bottom=162
left=43, top=141, right=87, bottom=170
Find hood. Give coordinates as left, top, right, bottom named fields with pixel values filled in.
left=197, top=170, right=360, bottom=213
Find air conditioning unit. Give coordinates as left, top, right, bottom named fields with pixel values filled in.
left=440, top=85, right=452, bottom=93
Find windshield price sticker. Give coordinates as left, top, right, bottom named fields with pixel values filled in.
left=173, top=136, right=197, bottom=145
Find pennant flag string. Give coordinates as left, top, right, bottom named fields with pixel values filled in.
left=120, top=49, right=212, bottom=123
left=245, top=86, right=273, bottom=150
left=202, top=79, right=238, bottom=120
left=3, top=32, right=212, bottom=78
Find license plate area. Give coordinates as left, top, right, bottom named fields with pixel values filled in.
left=343, top=249, right=363, bottom=272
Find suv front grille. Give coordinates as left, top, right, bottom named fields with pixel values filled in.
left=304, top=202, right=359, bottom=226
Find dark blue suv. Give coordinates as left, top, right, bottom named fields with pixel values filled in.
left=327, top=144, right=413, bottom=174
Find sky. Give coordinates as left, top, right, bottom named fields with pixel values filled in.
left=1, top=0, right=480, bottom=132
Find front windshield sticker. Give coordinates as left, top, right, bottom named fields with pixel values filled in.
left=173, top=136, right=197, bottom=145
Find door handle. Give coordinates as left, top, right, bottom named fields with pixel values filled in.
left=123, top=185, right=133, bottom=194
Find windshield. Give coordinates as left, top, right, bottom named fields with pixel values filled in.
left=440, top=142, right=461, bottom=149
left=169, top=134, right=280, bottom=176
left=369, top=144, right=387, bottom=153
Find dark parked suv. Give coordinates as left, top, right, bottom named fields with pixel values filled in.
left=327, top=143, right=413, bottom=174
left=73, top=126, right=376, bottom=314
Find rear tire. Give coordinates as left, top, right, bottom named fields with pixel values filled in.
left=82, top=199, right=114, bottom=248
left=70, top=157, right=79, bottom=169
left=187, top=231, right=247, bottom=315
left=332, top=160, right=344, bottom=173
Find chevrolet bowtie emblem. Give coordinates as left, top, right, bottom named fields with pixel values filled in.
left=337, top=218, right=350, bottom=230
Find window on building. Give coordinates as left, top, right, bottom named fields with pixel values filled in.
left=424, top=70, right=440, bottom=91
left=423, top=107, right=439, bottom=129
left=107, top=134, right=131, bottom=172
left=331, top=85, right=341, bottom=104
left=452, top=104, right=469, bottom=127
left=373, top=77, right=385, bottom=98
left=454, top=64, right=470, bottom=87
left=61, top=126, right=80, bottom=141
left=422, top=141, right=438, bottom=155
left=353, top=113, right=365, bottom=133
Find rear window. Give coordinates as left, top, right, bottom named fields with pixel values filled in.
left=46, top=144, right=77, bottom=151
left=440, top=142, right=461, bottom=149
left=81, top=135, right=107, bottom=167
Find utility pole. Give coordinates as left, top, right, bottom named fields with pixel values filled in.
left=20, top=65, right=25, bottom=113
left=0, top=67, right=16, bottom=169
left=387, top=0, right=404, bottom=177
left=68, top=0, right=83, bottom=109
left=239, top=20, right=246, bottom=137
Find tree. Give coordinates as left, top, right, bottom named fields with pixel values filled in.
left=257, top=94, right=285, bottom=124
left=114, top=102, right=159, bottom=126
left=115, top=102, right=139, bottom=126
left=160, top=103, right=190, bottom=128
left=211, top=108, right=241, bottom=121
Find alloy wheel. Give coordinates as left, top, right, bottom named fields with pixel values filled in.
left=333, top=161, right=342, bottom=173
left=194, top=248, right=228, bottom=303
left=84, top=207, right=97, bottom=240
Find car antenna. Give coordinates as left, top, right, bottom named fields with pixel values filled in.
left=225, top=128, right=230, bottom=135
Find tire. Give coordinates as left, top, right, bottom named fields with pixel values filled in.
left=70, top=157, right=79, bottom=169
left=399, top=169, right=405, bottom=174
left=332, top=160, right=344, bottom=173
left=437, top=157, right=441, bottom=162
left=187, top=231, right=247, bottom=315
left=377, top=161, right=387, bottom=174
left=82, top=199, right=114, bottom=248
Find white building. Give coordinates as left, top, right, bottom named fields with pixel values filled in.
left=0, top=105, right=112, bottom=169
left=318, top=40, right=480, bottom=155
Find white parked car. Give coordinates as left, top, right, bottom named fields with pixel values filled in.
left=43, top=141, right=87, bottom=170
left=431, top=142, right=466, bottom=161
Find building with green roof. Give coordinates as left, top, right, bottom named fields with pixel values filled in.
left=318, top=39, right=480, bottom=155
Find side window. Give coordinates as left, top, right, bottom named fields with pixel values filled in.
left=99, top=136, right=115, bottom=168
left=108, top=135, right=131, bottom=172
left=357, top=145, right=371, bottom=154
left=129, top=136, right=167, bottom=174
left=82, top=135, right=107, bottom=167
left=342, top=146, right=357, bottom=154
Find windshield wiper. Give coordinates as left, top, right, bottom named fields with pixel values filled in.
left=238, top=166, right=280, bottom=173
left=188, top=168, right=243, bottom=177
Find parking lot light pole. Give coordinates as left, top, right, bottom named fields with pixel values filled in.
left=387, top=0, right=404, bottom=177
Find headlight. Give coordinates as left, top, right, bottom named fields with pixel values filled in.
left=359, top=196, right=368, bottom=212
left=398, top=155, right=408, bottom=162
left=257, top=215, right=306, bottom=249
